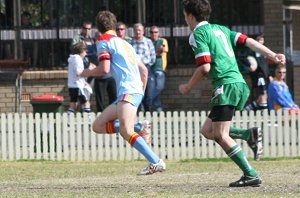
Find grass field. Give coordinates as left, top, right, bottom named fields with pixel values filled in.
left=0, top=158, right=299, bottom=197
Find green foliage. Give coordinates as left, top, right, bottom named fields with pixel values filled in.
left=21, top=2, right=49, bottom=27
left=0, top=0, right=5, bottom=14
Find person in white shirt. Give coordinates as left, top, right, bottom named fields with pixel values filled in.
left=67, top=41, right=92, bottom=113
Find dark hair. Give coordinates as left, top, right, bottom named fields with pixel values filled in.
left=71, top=41, right=87, bottom=54
left=150, top=25, right=159, bottom=31
left=95, top=11, right=117, bottom=33
left=255, top=33, right=264, bottom=40
left=83, top=21, right=92, bottom=27
left=21, top=11, right=31, bottom=18
left=117, top=21, right=127, bottom=28
left=182, top=0, right=211, bottom=22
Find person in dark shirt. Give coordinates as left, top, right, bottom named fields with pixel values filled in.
left=243, top=34, right=273, bottom=111
left=71, top=22, right=117, bottom=112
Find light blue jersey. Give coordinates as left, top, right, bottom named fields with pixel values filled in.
left=97, top=31, right=144, bottom=97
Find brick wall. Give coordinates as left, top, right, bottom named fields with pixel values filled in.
left=0, top=67, right=260, bottom=113
left=294, top=11, right=300, bottom=51
left=0, top=69, right=214, bottom=113
left=0, top=85, right=15, bottom=112
left=264, top=1, right=300, bottom=52
left=293, top=66, right=300, bottom=104
left=0, top=71, right=69, bottom=113
left=161, top=68, right=212, bottom=111
left=263, top=0, right=284, bottom=52
left=1, top=67, right=298, bottom=113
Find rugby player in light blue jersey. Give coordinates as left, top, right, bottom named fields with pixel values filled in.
left=81, top=11, right=165, bottom=175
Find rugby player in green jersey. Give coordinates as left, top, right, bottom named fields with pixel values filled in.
left=179, top=0, right=286, bottom=187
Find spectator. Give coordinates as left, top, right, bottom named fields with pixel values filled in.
left=71, top=21, right=97, bottom=69
left=21, top=11, right=34, bottom=64
left=116, top=21, right=132, bottom=43
left=149, top=26, right=169, bottom=112
left=21, top=11, right=32, bottom=27
left=130, top=23, right=156, bottom=112
left=67, top=42, right=92, bottom=113
left=267, top=64, right=298, bottom=111
left=243, top=34, right=272, bottom=111
left=0, top=12, right=12, bottom=59
left=71, top=21, right=95, bottom=106
left=72, top=22, right=116, bottom=112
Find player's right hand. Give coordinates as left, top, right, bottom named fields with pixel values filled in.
left=89, top=63, right=97, bottom=70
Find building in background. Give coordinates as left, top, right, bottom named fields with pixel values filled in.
left=0, top=0, right=266, bottom=69
left=1, top=0, right=300, bottom=113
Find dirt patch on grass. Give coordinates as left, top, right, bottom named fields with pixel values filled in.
left=0, top=160, right=299, bottom=197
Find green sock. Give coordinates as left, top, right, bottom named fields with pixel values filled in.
left=226, top=145, right=257, bottom=177
left=229, top=127, right=250, bottom=141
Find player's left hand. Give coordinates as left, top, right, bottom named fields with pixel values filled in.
left=179, top=84, right=190, bottom=95
left=275, top=54, right=286, bottom=65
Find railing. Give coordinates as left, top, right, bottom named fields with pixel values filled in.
left=0, top=25, right=264, bottom=40
left=0, top=25, right=264, bottom=68
left=0, top=110, right=299, bottom=161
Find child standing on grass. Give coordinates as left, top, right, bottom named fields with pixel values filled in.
left=80, top=11, right=165, bottom=175
left=67, top=41, right=92, bottom=114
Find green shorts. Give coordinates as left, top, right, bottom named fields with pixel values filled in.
left=210, top=82, right=250, bottom=110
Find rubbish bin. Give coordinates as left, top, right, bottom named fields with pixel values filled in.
left=31, top=94, right=64, bottom=114
left=31, top=94, right=64, bottom=153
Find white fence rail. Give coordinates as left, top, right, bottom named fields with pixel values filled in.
left=0, top=25, right=264, bottom=40
left=0, top=110, right=299, bottom=161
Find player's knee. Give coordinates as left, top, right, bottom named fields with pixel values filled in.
left=119, top=125, right=131, bottom=136
left=213, top=136, right=222, bottom=144
left=213, top=134, right=228, bottom=145
left=201, top=128, right=214, bottom=140
left=92, top=125, right=101, bottom=134
left=92, top=122, right=104, bottom=134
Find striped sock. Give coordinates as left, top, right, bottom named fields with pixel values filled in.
left=113, top=120, right=142, bottom=133
left=128, top=132, right=159, bottom=164
left=229, top=127, right=250, bottom=141
left=244, top=101, right=258, bottom=111
left=106, top=121, right=116, bottom=134
left=226, top=145, right=257, bottom=177
left=258, top=102, right=268, bottom=110
left=67, top=108, right=75, bottom=113
left=83, top=107, right=91, bottom=113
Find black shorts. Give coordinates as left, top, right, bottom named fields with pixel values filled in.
left=69, top=88, right=87, bottom=104
left=254, top=85, right=267, bottom=95
left=208, top=105, right=235, bottom=122
left=253, top=77, right=267, bottom=95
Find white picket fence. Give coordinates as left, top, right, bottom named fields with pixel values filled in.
left=0, top=110, right=299, bottom=161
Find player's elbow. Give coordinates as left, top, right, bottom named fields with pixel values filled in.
left=91, top=67, right=109, bottom=77
left=141, top=67, right=148, bottom=79
left=202, top=68, right=210, bottom=75
left=102, top=67, right=110, bottom=75
left=200, top=63, right=210, bottom=75
left=139, top=62, right=148, bottom=78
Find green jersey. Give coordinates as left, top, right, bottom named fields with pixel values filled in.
left=189, top=21, right=248, bottom=88
left=151, top=38, right=164, bottom=72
